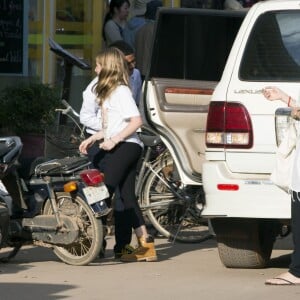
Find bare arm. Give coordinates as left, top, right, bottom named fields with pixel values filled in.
left=262, top=86, right=300, bottom=120
left=262, top=86, right=296, bottom=107
left=99, top=116, right=143, bottom=151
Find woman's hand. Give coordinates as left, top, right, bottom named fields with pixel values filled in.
left=97, top=116, right=143, bottom=151
left=262, top=86, right=289, bottom=103
left=79, top=131, right=104, bottom=154
left=99, top=138, right=117, bottom=151
left=79, top=136, right=95, bottom=154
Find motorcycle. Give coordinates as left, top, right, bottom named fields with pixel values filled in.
left=0, top=136, right=110, bottom=266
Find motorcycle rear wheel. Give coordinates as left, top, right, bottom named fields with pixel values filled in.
left=44, top=192, right=103, bottom=265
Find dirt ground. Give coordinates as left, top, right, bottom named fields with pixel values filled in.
left=0, top=234, right=299, bottom=300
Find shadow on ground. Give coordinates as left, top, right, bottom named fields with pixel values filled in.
left=0, top=245, right=59, bottom=274
left=0, top=232, right=217, bottom=268
left=0, top=283, right=76, bottom=300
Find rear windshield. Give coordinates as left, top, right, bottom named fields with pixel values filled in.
left=150, top=9, right=245, bottom=81
left=240, top=10, right=300, bottom=81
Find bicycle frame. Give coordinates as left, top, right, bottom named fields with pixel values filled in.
left=136, top=130, right=189, bottom=211
left=55, top=99, right=86, bottom=140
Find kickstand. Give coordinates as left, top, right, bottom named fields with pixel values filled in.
left=0, top=243, right=22, bottom=263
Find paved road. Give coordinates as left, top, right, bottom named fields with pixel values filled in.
left=0, top=234, right=299, bottom=300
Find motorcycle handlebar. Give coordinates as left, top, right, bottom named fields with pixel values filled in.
left=0, top=136, right=23, bottom=165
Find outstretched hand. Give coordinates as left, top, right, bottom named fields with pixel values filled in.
left=262, top=86, right=287, bottom=101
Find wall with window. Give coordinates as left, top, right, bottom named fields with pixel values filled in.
left=0, top=0, right=105, bottom=112
left=0, top=0, right=179, bottom=111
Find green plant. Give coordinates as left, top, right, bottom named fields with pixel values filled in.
left=0, top=82, right=61, bottom=134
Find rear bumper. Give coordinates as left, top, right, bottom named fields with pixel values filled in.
left=201, top=161, right=291, bottom=219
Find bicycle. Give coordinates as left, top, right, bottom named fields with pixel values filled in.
left=49, top=101, right=212, bottom=243
left=136, top=127, right=213, bottom=243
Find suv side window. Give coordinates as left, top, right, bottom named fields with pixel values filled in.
left=150, top=10, right=244, bottom=81
left=240, top=10, right=300, bottom=81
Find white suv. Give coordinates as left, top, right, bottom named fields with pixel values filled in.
left=202, top=0, right=300, bottom=268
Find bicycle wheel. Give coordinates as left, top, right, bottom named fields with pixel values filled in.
left=140, top=156, right=212, bottom=243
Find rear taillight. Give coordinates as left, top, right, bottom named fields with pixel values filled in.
left=80, top=169, right=104, bottom=186
left=206, top=101, right=253, bottom=148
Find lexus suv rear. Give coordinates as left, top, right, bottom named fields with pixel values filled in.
left=202, top=0, right=300, bottom=268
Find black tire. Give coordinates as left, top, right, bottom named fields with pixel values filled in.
left=211, top=218, right=278, bottom=268
left=140, top=157, right=212, bottom=243
left=44, top=192, right=103, bottom=266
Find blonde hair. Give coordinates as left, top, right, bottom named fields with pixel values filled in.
left=95, top=47, right=129, bottom=105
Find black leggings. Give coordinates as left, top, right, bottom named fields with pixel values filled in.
left=89, top=141, right=144, bottom=229
left=290, top=191, right=300, bottom=277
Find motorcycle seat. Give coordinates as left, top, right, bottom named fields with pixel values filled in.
left=0, top=143, right=11, bottom=159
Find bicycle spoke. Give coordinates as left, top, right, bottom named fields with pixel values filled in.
left=141, top=154, right=212, bottom=243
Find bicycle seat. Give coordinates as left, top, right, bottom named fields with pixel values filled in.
left=139, top=133, right=161, bottom=147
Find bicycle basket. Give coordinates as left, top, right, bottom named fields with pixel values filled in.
left=45, top=124, right=85, bottom=158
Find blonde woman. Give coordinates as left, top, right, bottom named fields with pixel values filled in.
left=79, top=47, right=157, bottom=262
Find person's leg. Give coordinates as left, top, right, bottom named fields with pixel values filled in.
left=87, top=144, right=130, bottom=258
left=265, top=192, right=300, bottom=285
left=113, top=187, right=134, bottom=258
left=114, top=144, right=157, bottom=262
left=102, top=143, right=142, bottom=257
left=289, top=191, right=300, bottom=277
left=119, top=167, right=146, bottom=233
left=119, top=167, right=157, bottom=262
left=86, top=142, right=105, bottom=169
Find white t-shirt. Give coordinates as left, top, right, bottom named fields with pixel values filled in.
left=80, top=72, right=142, bottom=134
left=80, top=77, right=101, bottom=134
left=102, top=85, right=143, bottom=148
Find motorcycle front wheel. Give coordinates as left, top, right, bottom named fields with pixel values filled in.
left=43, top=192, right=103, bottom=266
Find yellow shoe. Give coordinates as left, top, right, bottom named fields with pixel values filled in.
left=120, top=236, right=157, bottom=262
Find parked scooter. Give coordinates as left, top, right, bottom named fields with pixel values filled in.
left=0, top=136, right=110, bottom=265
